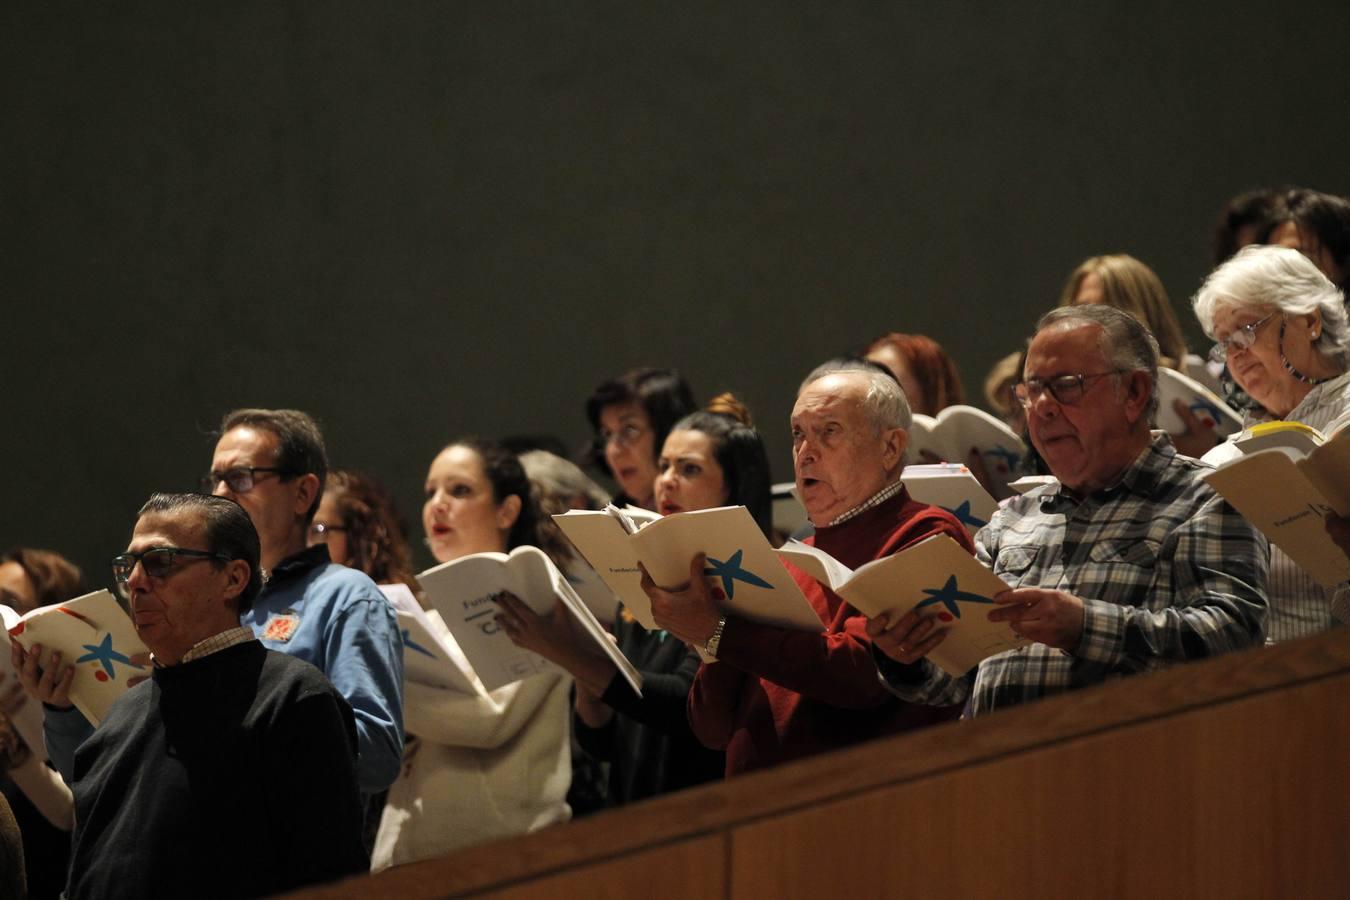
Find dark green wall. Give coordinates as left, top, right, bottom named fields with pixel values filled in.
left=4, top=2, right=1349, bottom=580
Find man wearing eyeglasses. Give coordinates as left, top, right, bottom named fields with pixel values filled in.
left=36, top=409, right=404, bottom=810
left=869, top=305, right=1269, bottom=715
left=64, top=493, right=367, bottom=899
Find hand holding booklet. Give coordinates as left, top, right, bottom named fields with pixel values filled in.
left=416, top=546, right=642, bottom=695
left=776, top=534, right=1028, bottom=676
left=552, top=504, right=824, bottom=636
left=3, top=589, right=148, bottom=727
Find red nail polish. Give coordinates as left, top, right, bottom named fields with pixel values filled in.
left=711, top=587, right=725, bottom=601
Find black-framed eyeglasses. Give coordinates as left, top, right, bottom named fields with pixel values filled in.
left=200, top=466, right=292, bottom=494
left=306, top=522, right=347, bottom=542
left=1013, top=370, right=1127, bottom=408
left=110, top=547, right=232, bottom=594
left=1207, top=311, right=1279, bottom=363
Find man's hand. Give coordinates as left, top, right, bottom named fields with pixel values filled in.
left=640, top=553, right=724, bottom=647
left=11, top=642, right=74, bottom=710
left=988, top=587, right=1085, bottom=651
left=865, top=609, right=947, bottom=665
left=1326, top=513, right=1350, bottom=556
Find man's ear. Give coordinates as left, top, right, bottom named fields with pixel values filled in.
left=219, top=559, right=250, bottom=605
left=293, top=473, right=322, bottom=518
left=881, top=427, right=908, bottom=474
left=1122, top=371, right=1152, bottom=426
left=496, top=494, right=523, bottom=532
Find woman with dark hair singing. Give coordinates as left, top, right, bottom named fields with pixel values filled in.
left=497, top=394, right=771, bottom=803
left=371, top=439, right=573, bottom=869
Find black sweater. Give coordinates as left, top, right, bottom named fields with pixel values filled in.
left=575, top=613, right=724, bottom=805
left=68, top=641, right=367, bottom=900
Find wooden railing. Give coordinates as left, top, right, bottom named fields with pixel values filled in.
left=288, top=628, right=1350, bottom=899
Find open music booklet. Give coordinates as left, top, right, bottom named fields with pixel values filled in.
left=1203, top=423, right=1350, bottom=588
left=1156, top=366, right=1244, bottom=440
left=552, top=505, right=824, bottom=640
left=776, top=534, right=1028, bottom=676
left=416, top=546, right=643, bottom=695
left=2, top=589, right=149, bottom=727
left=907, top=405, right=1025, bottom=494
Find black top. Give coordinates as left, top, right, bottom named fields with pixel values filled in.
left=68, top=641, right=367, bottom=900
left=575, top=610, right=724, bottom=805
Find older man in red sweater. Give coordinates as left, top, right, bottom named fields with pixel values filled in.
left=643, top=358, right=971, bottom=776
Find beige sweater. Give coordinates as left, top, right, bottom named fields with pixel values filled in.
left=371, top=612, right=572, bottom=870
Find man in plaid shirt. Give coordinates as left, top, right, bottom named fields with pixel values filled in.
left=869, top=305, right=1269, bottom=715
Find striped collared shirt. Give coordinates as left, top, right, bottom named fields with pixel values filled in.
left=879, top=435, right=1269, bottom=716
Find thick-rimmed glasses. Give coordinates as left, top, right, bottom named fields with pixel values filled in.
left=1014, top=370, right=1126, bottom=408
left=110, top=547, right=231, bottom=597
left=1208, top=312, right=1279, bottom=363
left=200, top=466, right=292, bottom=494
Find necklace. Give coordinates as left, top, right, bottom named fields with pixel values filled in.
left=1278, top=320, right=1331, bottom=386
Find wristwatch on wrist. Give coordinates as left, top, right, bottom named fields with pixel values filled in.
left=704, top=615, right=728, bottom=659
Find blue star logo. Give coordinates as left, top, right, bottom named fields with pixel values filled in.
left=75, top=633, right=144, bottom=680
left=704, top=549, right=773, bottom=599
left=913, top=575, right=996, bottom=619
left=401, top=628, right=437, bottom=659
left=942, top=500, right=987, bottom=529
left=983, top=446, right=1021, bottom=471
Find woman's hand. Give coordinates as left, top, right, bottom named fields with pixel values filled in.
left=1169, top=400, right=1221, bottom=458
left=495, top=593, right=577, bottom=662
left=494, top=593, right=617, bottom=694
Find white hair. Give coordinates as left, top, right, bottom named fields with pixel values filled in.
left=798, top=358, right=912, bottom=433
left=1192, top=244, right=1350, bottom=369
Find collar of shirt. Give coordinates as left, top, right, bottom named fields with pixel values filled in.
left=824, top=479, right=906, bottom=528
left=265, top=543, right=331, bottom=586
left=1041, top=433, right=1176, bottom=509
left=166, top=626, right=258, bottom=666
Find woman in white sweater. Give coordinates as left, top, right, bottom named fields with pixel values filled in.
left=371, top=439, right=572, bottom=870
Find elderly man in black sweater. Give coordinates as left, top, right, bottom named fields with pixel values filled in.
left=63, top=492, right=367, bottom=899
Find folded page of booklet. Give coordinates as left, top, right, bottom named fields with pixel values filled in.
left=378, top=583, right=479, bottom=694
left=901, top=464, right=1000, bottom=536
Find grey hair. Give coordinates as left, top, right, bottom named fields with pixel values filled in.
left=1192, top=244, right=1350, bottom=369
left=519, top=450, right=611, bottom=511
left=1034, top=305, right=1161, bottom=426
left=799, top=357, right=912, bottom=433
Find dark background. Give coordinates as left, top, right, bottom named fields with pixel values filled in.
left=4, top=2, right=1348, bottom=581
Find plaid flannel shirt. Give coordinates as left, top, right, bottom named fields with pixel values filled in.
left=878, top=435, right=1269, bottom=715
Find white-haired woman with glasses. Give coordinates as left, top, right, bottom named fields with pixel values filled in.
left=1193, top=244, right=1350, bottom=641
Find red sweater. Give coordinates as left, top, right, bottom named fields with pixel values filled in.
left=688, top=488, right=971, bottom=776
